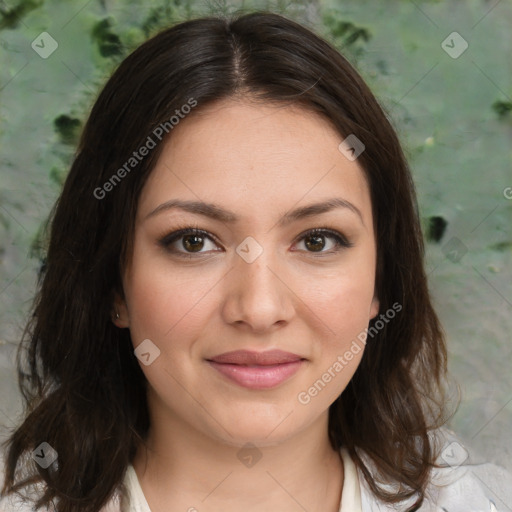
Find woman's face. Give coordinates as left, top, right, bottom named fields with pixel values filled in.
left=116, top=98, right=379, bottom=447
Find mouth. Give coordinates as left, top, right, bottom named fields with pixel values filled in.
left=206, top=350, right=306, bottom=390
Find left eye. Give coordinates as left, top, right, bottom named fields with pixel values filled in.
left=293, top=229, right=352, bottom=253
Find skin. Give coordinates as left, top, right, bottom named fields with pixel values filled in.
left=114, top=97, right=379, bottom=512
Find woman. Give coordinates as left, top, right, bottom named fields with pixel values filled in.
left=1, top=11, right=511, bottom=512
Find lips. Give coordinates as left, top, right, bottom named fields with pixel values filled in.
left=208, top=349, right=303, bottom=366
left=206, top=350, right=305, bottom=390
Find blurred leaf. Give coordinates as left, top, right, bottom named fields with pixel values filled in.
left=426, top=216, right=448, bottom=243
left=92, top=17, right=123, bottom=58
left=492, top=100, right=512, bottom=119
left=0, top=0, right=43, bottom=30
left=53, top=115, right=82, bottom=146
left=322, top=12, right=372, bottom=56
left=49, top=165, right=67, bottom=187
left=489, top=241, right=512, bottom=252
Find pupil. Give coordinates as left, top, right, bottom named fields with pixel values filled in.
left=183, top=234, right=204, bottom=252
left=305, top=235, right=324, bottom=252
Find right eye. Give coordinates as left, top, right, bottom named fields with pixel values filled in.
left=158, top=227, right=222, bottom=257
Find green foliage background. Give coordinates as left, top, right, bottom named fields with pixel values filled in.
left=1, top=0, right=511, bottom=470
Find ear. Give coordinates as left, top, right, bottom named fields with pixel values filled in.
left=369, top=294, right=380, bottom=320
left=112, top=289, right=130, bottom=328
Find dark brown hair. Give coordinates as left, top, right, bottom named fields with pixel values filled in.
left=2, top=11, right=453, bottom=512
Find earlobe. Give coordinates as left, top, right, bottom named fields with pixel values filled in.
left=112, top=291, right=130, bottom=328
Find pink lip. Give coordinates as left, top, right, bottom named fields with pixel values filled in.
left=207, top=350, right=305, bottom=390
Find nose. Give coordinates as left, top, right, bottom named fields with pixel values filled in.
left=221, top=241, right=295, bottom=334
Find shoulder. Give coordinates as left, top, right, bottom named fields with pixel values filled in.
left=421, top=460, right=512, bottom=511
left=0, top=444, right=43, bottom=512
left=0, top=486, right=123, bottom=512
left=0, top=493, right=122, bottom=512
left=0, top=450, right=123, bottom=512
left=0, top=485, right=123, bottom=512
left=356, top=427, right=512, bottom=511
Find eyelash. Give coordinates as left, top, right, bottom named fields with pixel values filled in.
left=158, top=224, right=353, bottom=258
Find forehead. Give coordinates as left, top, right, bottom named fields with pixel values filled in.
left=137, top=98, right=372, bottom=228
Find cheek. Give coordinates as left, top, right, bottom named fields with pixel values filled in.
left=297, top=274, right=373, bottom=406
left=301, top=257, right=376, bottom=333
left=293, top=250, right=376, bottom=382
left=123, top=252, right=219, bottom=346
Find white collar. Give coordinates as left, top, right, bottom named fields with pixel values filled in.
left=339, top=446, right=363, bottom=511
left=123, top=447, right=361, bottom=512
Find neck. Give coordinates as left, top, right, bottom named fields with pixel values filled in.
left=132, top=409, right=344, bottom=512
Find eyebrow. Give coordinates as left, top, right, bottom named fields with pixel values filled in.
left=145, top=197, right=364, bottom=226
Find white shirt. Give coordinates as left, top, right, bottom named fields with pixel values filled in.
left=2, top=428, right=512, bottom=511
left=119, top=440, right=512, bottom=512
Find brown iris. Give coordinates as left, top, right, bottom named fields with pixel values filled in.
left=304, top=234, right=325, bottom=252
left=182, top=234, right=205, bottom=252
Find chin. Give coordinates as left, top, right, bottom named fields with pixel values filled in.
left=219, top=429, right=294, bottom=449
left=204, top=406, right=304, bottom=447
